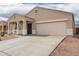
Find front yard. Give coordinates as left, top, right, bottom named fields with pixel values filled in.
left=50, top=36, right=79, bottom=56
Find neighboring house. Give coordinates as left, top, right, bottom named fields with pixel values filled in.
left=0, top=21, right=7, bottom=33
left=7, top=7, right=75, bottom=36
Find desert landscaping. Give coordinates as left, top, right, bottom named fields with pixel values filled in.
left=0, top=34, right=17, bottom=41
left=50, top=36, right=79, bottom=56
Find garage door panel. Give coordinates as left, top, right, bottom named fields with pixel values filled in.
left=37, top=22, right=67, bottom=35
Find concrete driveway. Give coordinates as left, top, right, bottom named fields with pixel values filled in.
left=0, top=36, right=65, bottom=56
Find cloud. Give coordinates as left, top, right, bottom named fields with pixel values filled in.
left=0, top=17, right=8, bottom=21
left=0, top=3, right=36, bottom=18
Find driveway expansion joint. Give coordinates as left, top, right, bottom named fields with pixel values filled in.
left=0, top=51, right=11, bottom=56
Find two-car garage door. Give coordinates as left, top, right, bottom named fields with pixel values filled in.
left=36, top=22, right=67, bottom=36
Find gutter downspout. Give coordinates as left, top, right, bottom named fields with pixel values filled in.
left=72, top=14, right=76, bottom=36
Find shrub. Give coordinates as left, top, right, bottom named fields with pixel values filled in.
left=0, top=32, right=5, bottom=37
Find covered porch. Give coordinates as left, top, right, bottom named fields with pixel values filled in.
left=8, top=15, right=36, bottom=35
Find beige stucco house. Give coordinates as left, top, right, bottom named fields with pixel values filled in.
left=7, top=7, right=75, bottom=36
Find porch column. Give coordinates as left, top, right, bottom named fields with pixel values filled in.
left=8, top=22, right=10, bottom=34
left=23, top=21, right=27, bottom=35
left=16, top=21, right=19, bottom=34
left=32, top=21, right=36, bottom=34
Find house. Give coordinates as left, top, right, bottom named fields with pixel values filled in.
left=7, top=7, right=75, bottom=36
left=0, top=20, right=7, bottom=33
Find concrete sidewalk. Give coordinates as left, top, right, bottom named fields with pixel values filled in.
left=0, top=36, right=65, bottom=56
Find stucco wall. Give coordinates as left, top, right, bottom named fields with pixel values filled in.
left=27, top=7, right=74, bottom=35
left=27, top=7, right=73, bottom=28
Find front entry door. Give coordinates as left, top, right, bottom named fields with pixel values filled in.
left=27, top=23, right=32, bottom=34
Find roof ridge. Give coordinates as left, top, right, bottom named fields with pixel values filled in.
left=34, top=6, right=72, bottom=14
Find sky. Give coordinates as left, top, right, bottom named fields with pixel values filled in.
left=0, top=3, right=79, bottom=24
